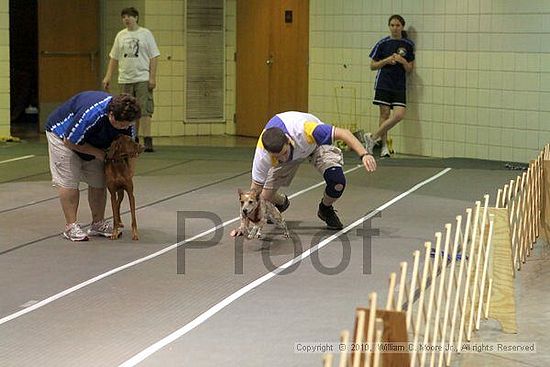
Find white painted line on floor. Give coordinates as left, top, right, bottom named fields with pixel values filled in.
left=0, top=165, right=365, bottom=327
left=118, top=167, right=452, bottom=367
left=0, top=155, right=35, bottom=164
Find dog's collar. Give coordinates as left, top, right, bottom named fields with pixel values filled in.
left=245, top=206, right=262, bottom=223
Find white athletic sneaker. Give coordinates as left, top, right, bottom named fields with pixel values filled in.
left=63, top=223, right=89, bottom=242
left=87, top=220, right=114, bottom=237
left=380, top=145, right=391, bottom=157
left=363, top=133, right=378, bottom=155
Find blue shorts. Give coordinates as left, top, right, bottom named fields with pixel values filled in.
left=373, top=89, right=406, bottom=109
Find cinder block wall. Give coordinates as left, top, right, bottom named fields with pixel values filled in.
left=101, top=0, right=232, bottom=137
left=308, top=0, right=550, bottom=162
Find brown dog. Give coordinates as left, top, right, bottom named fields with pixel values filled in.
left=231, top=188, right=290, bottom=240
left=104, top=135, right=144, bottom=240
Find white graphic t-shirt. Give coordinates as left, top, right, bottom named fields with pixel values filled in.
left=109, top=27, right=160, bottom=83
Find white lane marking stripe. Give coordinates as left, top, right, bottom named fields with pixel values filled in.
left=0, top=165, right=365, bottom=326
left=118, top=167, right=452, bottom=367
left=0, top=155, right=35, bottom=164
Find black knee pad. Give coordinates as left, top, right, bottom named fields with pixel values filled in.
left=323, top=166, right=346, bottom=198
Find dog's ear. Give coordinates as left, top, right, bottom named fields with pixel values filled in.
left=253, top=190, right=261, bottom=200
left=126, top=137, right=144, bottom=155
left=238, top=188, right=243, bottom=195
left=124, top=136, right=144, bottom=155
left=106, top=138, right=120, bottom=159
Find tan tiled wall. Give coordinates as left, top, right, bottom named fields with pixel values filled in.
left=102, top=0, right=231, bottom=137
left=3, top=0, right=550, bottom=161
left=309, top=0, right=550, bottom=162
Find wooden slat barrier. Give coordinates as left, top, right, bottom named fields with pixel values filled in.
left=323, top=146, right=547, bottom=367
left=501, top=152, right=544, bottom=270
left=541, top=147, right=550, bottom=242
left=485, top=207, right=517, bottom=333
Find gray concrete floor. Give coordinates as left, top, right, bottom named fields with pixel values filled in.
left=0, top=136, right=548, bottom=366
left=456, top=243, right=550, bottom=367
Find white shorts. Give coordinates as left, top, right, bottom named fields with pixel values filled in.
left=263, top=145, right=344, bottom=190
left=46, top=132, right=105, bottom=189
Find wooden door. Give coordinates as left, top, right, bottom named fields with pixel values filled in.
left=38, top=0, right=100, bottom=129
left=236, top=0, right=271, bottom=137
left=269, top=0, right=309, bottom=116
left=236, top=0, right=309, bottom=137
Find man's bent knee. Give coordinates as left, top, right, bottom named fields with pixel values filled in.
left=323, top=166, right=346, bottom=198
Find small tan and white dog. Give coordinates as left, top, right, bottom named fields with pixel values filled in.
left=230, top=188, right=290, bottom=239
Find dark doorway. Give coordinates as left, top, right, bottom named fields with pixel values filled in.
left=9, top=0, right=39, bottom=139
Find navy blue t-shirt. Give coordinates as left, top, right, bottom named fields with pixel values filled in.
left=370, top=36, right=415, bottom=91
left=45, top=91, right=134, bottom=161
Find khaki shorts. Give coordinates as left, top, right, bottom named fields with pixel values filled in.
left=120, top=81, right=154, bottom=116
left=46, top=132, right=105, bottom=189
left=263, top=145, right=344, bottom=190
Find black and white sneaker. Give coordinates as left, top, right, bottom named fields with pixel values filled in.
left=317, top=203, right=343, bottom=230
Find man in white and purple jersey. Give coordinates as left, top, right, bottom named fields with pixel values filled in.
left=45, top=91, right=140, bottom=241
left=231, top=111, right=376, bottom=233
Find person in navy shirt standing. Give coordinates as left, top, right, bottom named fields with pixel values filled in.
left=45, top=91, right=141, bottom=241
left=364, top=15, right=415, bottom=157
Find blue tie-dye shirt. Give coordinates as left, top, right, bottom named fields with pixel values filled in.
left=45, top=91, right=134, bottom=161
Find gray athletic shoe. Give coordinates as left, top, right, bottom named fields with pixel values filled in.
left=63, top=223, right=89, bottom=242
left=87, top=220, right=114, bottom=237
left=363, top=133, right=377, bottom=155
left=380, top=145, right=391, bottom=157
